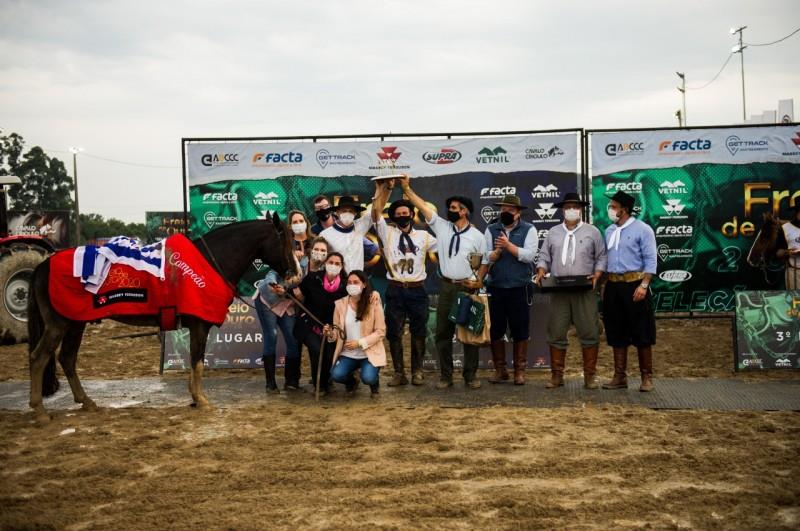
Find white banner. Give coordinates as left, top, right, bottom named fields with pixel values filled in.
left=186, top=133, right=580, bottom=186
left=591, top=125, right=800, bottom=175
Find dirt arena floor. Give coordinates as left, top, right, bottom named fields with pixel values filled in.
left=1, top=318, right=799, bottom=530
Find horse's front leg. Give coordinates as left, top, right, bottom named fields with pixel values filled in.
left=188, top=319, right=212, bottom=410
left=57, top=323, right=97, bottom=412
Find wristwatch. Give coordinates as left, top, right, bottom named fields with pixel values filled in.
left=639, top=283, right=649, bottom=289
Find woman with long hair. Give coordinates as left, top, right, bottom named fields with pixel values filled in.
left=288, top=210, right=313, bottom=274
left=326, top=270, right=387, bottom=398
left=307, top=236, right=329, bottom=273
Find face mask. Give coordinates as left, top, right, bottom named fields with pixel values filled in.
left=564, top=208, right=581, bottom=222
left=291, top=222, right=307, bottom=235
left=499, top=212, right=515, bottom=226
left=325, top=263, right=342, bottom=276
left=311, top=250, right=327, bottom=262
left=608, top=207, right=620, bottom=223
left=446, top=210, right=461, bottom=223
left=346, top=284, right=363, bottom=297
left=315, top=209, right=330, bottom=222
left=394, top=216, right=412, bottom=228
left=338, top=212, right=355, bottom=226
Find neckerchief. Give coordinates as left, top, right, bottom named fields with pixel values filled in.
left=333, top=223, right=354, bottom=234
left=607, top=217, right=635, bottom=251
left=448, top=223, right=470, bottom=258
left=561, top=221, right=584, bottom=266
left=323, top=274, right=341, bottom=292
left=398, top=229, right=418, bottom=255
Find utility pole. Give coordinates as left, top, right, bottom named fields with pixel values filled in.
left=731, top=26, right=747, bottom=121
left=70, top=147, right=83, bottom=245
left=676, top=72, right=687, bottom=127
left=675, top=109, right=683, bottom=127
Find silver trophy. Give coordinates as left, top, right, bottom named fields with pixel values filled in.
left=468, top=252, right=483, bottom=282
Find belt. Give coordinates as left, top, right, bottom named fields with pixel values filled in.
left=441, top=277, right=469, bottom=285
left=388, top=280, right=425, bottom=289
left=607, top=272, right=646, bottom=283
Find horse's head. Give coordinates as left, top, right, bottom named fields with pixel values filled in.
left=747, top=211, right=783, bottom=268
left=261, top=212, right=297, bottom=279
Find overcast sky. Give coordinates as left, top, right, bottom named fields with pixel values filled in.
left=1, top=0, right=798, bottom=222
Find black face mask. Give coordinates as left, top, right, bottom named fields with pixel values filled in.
left=500, top=212, right=515, bottom=226
left=315, top=209, right=331, bottom=222
left=394, top=216, right=412, bottom=228
left=446, top=210, right=461, bottom=223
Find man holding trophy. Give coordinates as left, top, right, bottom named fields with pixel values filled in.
left=398, top=175, right=487, bottom=389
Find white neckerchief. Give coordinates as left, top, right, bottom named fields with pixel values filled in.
left=607, top=217, right=635, bottom=251
left=561, top=221, right=584, bottom=266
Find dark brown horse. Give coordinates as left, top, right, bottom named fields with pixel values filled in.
left=747, top=211, right=788, bottom=285
left=28, top=214, right=295, bottom=423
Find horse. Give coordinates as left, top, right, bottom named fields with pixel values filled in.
left=747, top=210, right=795, bottom=287
left=27, top=214, right=295, bottom=423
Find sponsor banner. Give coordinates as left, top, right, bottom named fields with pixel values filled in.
left=735, top=290, right=800, bottom=370
left=591, top=125, right=800, bottom=175
left=144, top=211, right=187, bottom=243
left=591, top=127, right=800, bottom=313
left=186, top=134, right=579, bottom=185
left=8, top=210, right=71, bottom=249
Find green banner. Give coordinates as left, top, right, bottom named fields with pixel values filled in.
left=735, top=290, right=800, bottom=370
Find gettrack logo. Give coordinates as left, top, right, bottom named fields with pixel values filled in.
left=203, top=212, right=237, bottom=229
left=476, top=146, right=509, bottom=164
left=316, top=149, right=356, bottom=169
left=481, top=206, right=499, bottom=223
left=725, top=135, right=768, bottom=156
left=658, top=139, right=712, bottom=154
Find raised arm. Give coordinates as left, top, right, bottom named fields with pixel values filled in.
left=397, top=174, right=434, bottom=223
left=371, top=180, right=392, bottom=223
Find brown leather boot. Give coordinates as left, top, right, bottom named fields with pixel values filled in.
left=602, top=347, right=628, bottom=389
left=545, top=346, right=565, bottom=388
left=582, top=345, right=599, bottom=389
left=638, top=346, right=654, bottom=392
left=410, top=336, right=425, bottom=385
left=488, top=340, right=509, bottom=383
left=387, top=339, right=407, bottom=386
left=513, top=340, right=528, bottom=385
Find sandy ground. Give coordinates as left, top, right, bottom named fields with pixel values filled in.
left=2, top=318, right=799, bottom=529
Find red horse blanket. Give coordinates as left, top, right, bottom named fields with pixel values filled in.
left=49, top=234, right=234, bottom=326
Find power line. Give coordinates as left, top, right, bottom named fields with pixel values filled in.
left=745, top=26, right=800, bottom=46
left=43, top=148, right=178, bottom=169
left=686, top=52, right=734, bottom=90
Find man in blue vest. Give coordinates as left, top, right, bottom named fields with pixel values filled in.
left=478, top=194, right=539, bottom=385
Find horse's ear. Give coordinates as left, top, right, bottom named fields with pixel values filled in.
left=272, top=211, right=282, bottom=228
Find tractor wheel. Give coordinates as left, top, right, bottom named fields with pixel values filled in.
left=0, top=244, right=49, bottom=344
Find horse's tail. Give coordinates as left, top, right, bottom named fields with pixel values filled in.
left=28, top=260, right=59, bottom=396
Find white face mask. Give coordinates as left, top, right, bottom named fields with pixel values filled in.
left=338, top=212, right=355, bottom=226
left=608, top=207, right=620, bottom=223
left=564, top=208, right=581, bottom=222
left=311, top=250, right=327, bottom=262
left=346, top=284, right=363, bottom=297
left=325, top=263, right=342, bottom=276
left=291, top=222, right=307, bottom=235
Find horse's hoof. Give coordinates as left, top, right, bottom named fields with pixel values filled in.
left=81, top=400, right=100, bottom=412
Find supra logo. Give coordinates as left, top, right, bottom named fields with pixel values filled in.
left=656, top=225, right=693, bottom=237
left=253, top=191, right=280, bottom=206
left=480, top=186, right=516, bottom=199
left=422, top=148, right=462, bottom=164
left=203, top=212, right=237, bottom=229
left=725, top=135, right=768, bottom=156
left=531, top=184, right=559, bottom=198
left=659, top=180, right=688, bottom=194
left=252, top=152, right=303, bottom=166
left=605, top=182, right=643, bottom=193
left=525, top=146, right=564, bottom=159
left=658, top=139, right=712, bottom=153
left=534, top=203, right=557, bottom=220
left=316, top=149, right=356, bottom=169
left=663, top=199, right=686, bottom=215
left=201, top=153, right=239, bottom=167
left=202, top=192, right=238, bottom=204
left=481, top=206, right=498, bottom=223
left=658, top=269, right=692, bottom=282
left=604, top=142, right=644, bottom=156
left=476, top=146, right=509, bottom=164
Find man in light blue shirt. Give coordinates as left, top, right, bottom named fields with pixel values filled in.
left=602, top=190, right=657, bottom=392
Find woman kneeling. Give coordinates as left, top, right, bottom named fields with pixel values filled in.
left=326, top=270, right=386, bottom=397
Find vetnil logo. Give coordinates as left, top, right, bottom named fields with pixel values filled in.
left=659, top=180, right=688, bottom=194
left=253, top=191, right=280, bottom=206
left=476, top=146, right=509, bottom=164
left=531, top=184, right=559, bottom=199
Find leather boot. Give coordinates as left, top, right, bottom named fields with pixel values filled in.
left=263, top=355, right=279, bottom=394
left=545, top=346, right=565, bottom=388
left=488, top=340, right=509, bottom=383
left=410, top=336, right=425, bottom=385
left=283, top=356, right=301, bottom=390
left=582, top=345, right=599, bottom=389
left=603, top=347, right=628, bottom=389
left=513, top=340, right=528, bottom=385
left=387, top=339, right=408, bottom=386
left=638, top=346, right=654, bottom=392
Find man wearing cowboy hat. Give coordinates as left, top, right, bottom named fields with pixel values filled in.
left=535, top=192, right=607, bottom=389
left=776, top=200, right=800, bottom=290
left=477, top=194, right=539, bottom=385
left=601, top=189, right=657, bottom=392
left=371, top=179, right=437, bottom=386
left=319, top=195, right=373, bottom=273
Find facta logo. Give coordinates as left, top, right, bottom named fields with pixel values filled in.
left=657, top=244, right=693, bottom=262
left=481, top=206, right=499, bottom=223
left=203, top=212, right=237, bottom=229
left=658, top=270, right=692, bottom=282
left=476, top=146, right=509, bottom=164
left=656, top=225, right=693, bottom=237
left=316, top=149, right=356, bottom=169
left=202, top=192, right=238, bottom=204
left=605, top=182, right=643, bottom=194
left=604, top=142, right=644, bottom=157
left=533, top=202, right=558, bottom=220
left=531, top=184, right=559, bottom=199
left=422, top=148, right=462, bottom=165
left=201, top=153, right=239, bottom=167
left=480, top=186, right=516, bottom=200
left=725, top=135, right=768, bottom=156
left=658, top=139, right=712, bottom=154
left=253, top=191, right=281, bottom=206
left=659, top=180, right=688, bottom=195
left=525, top=146, right=565, bottom=160
left=251, top=152, right=303, bottom=167
left=663, top=198, right=686, bottom=216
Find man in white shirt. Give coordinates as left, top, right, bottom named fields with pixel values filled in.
left=399, top=175, right=486, bottom=389
left=372, top=179, right=437, bottom=386
left=776, top=202, right=800, bottom=290
left=320, top=195, right=373, bottom=273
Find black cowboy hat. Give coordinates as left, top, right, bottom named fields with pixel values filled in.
left=387, top=199, right=415, bottom=221
left=333, top=195, right=367, bottom=212
left=554, top=192, right=589, bottom=208
left=606, top=190, right=635, bottom=211
left=446, top=195, right=474, bottom=214
left=493, top=194, right=528, bottom=210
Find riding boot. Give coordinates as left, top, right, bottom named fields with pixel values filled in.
left=637, top=346, right=654, bottom=392
left=545, top=346, right=565, bottom=388
left=387, top=339, right=408, bottom=386
left=410, top=336, right=426, bottom=385
left=262, top=355, right=279, bottom=394
left=370, top=376, right=380, bottom=398
left=581, top=345, right=600, bottom=389
left=603, top=347, right=629, bottom=389
left=488, top=340, right=510, bottom=383
left=283, top=356, right=301, bottom=390
left=513, top=340, right=528, bottom=385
